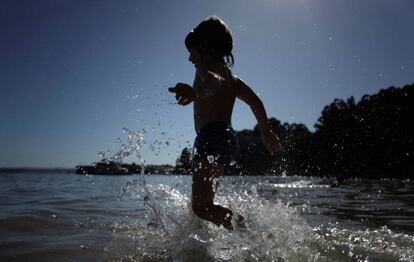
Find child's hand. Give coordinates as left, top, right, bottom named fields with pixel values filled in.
left=168, top=83, right=196, bottom=106
left=260, top=129, right=282, bottom=155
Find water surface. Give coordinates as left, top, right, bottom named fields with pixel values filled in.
left=0, top=172, right=413, bottom=261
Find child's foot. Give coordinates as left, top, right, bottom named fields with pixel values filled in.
left=221, top=212, right=245, bottom=230
left=233, top=212, right=246, bottom=230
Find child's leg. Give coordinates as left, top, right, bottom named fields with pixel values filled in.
left=191, top=160, right=235, bottom=230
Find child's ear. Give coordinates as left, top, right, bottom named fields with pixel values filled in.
left=199, top=53, right=208, bottom=62
left=202, top=52, right=214, bottom=61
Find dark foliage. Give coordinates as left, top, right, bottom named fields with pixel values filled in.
left=309, top=84, right=414, bottom=178
left=174, top=147, right=192, bottom=174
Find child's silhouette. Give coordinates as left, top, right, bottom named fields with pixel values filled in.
left=169, top=16, right=281, bottom=230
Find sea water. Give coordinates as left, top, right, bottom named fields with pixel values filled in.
left=0, top=172, right=413, bottom=261
left=1, top=128, right=413, bottom=261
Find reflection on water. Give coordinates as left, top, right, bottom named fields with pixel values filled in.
left=0, top=172, right=413, bottom=261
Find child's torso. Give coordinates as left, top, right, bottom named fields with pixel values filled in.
left=193, top=65, right=239, bottom=133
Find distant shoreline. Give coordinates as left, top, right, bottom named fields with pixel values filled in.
left=0, top=167, right=177, bottom=175
left=0, top=167, right=75, bottom=174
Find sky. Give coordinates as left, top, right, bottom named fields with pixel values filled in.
left=1, top=0, right=413, bottom=168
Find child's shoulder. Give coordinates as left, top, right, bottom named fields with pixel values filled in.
left=196, top=64, right=239, bottom=83
left=226, top=70, right=245, bottom=88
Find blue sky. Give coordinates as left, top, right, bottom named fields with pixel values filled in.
left=1, top=0, right=413, bottom=167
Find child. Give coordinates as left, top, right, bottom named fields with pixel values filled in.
left=169, top=16, right=281, bottom=230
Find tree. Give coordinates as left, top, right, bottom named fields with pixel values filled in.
left=311, top=84, right=414, bottom=178
left=175, top=147, right=192, bottom=174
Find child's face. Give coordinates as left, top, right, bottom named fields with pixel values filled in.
left=188, top=48, right=211, bottom=68
left=188, top=49, right=202, bottom=67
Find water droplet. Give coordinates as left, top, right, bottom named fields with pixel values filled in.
left=207, top=155, right=215, bottom=164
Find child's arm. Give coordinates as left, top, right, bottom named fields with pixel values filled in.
left=168, top=82, right=195, bottom=105
left=168, top=69, right=223, bottom=105
left=236, top=78, right=281, bottom=155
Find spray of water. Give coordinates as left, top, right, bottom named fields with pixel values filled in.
left=110, top=126, right=320, bottom=260
left=106, top=128, right=414, bottom=261
left=108, top=180, right=327, bottom=261
left=107, top=177, right=414, bottom=261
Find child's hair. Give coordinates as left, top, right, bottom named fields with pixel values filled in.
left=185, top=16, right=234, bottom=68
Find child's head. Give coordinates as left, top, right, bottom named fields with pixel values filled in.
left=185, top=16, right=234, bottom=68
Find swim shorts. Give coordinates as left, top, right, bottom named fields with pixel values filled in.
left=193, top=122, right=240, bottom=176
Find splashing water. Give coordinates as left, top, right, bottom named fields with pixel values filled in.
left=109, top=180, right=320, bottom=261
left=106, top=128, right=414, bottom=261
left=106, top=177, right=414, bottom=261
left=121, top=127, right=146, bottom=171
left=97, top=127, right=146, bottom=168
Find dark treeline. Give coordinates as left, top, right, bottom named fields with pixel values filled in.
left=175, top=84, right=413, bottom=179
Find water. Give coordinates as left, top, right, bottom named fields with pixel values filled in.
left=0, top=172, right=413, bottom=261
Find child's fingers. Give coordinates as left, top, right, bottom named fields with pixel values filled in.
left=269, top=141, right=281, bottom=154
left=267, top=145, right=275, bottom=155
left=182, top=98, right=192, bottom=105
left=168, top=83, right=188, bottom=93
left=168, top=85, right=183, bottom=92
left=169, top=86, right=182, bottom=93
left=177, top=97, right=187, bottom=105
left=265, top=140, right=280, bottom=155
